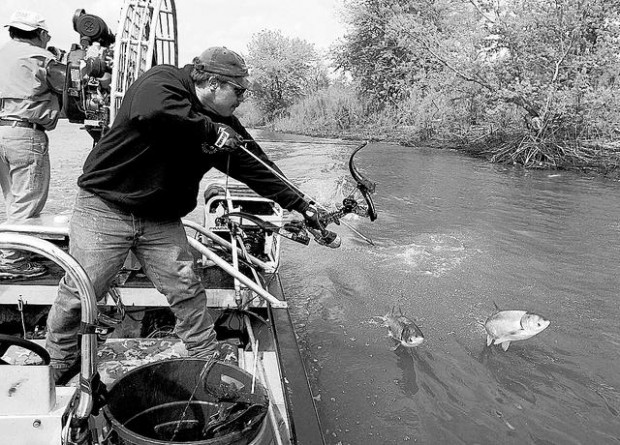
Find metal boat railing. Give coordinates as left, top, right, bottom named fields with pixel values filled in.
left=186, top=237, right=287, bottom=309
left=0, top=232, right=98, bottom=420
left=182, top=219, right=273, bottom=272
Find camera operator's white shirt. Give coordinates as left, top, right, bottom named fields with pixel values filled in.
left=0, top=39, right=60, bottom=131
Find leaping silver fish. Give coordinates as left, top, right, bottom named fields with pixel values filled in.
left=484, top=303, right=550, bottom=351
left=378, top=307, right=424, bottom=349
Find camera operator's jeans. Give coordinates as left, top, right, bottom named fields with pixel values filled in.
left=0, top=126, right=50, bottom=265
left=46, top=189, right=218, bottom=371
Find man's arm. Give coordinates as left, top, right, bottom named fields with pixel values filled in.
left=210, top=143, right=308, bottom=213
left=128, top=67, right=220, bottom=144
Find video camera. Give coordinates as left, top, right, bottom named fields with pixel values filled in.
left=54, top=9, right=116, bottom=142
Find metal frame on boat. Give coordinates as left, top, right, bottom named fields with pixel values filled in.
left=0, top=182, right=326, bottom=444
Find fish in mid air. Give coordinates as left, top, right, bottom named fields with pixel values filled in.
left=378, top=307, right=424, bottom=349
left=484, top=304, right=550, bottom=351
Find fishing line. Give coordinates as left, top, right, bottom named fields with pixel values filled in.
left=245, top=138, right=360, bottom=146
left=169, top=358, right=216, bottom=441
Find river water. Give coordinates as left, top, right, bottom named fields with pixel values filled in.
left=5, top=121, right=620, bottom=444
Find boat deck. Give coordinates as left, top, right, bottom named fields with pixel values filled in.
left=0, top=212, right=326, bottom=444
left=2, top=337, right=288, bottom=426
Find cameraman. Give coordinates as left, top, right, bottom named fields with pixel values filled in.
left=0, top=10, right=63, bottom=279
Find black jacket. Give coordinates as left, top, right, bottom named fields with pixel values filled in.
left=78, top=64, right=307, bottom=219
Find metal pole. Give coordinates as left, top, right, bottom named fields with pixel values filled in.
left=182, top=219, right=272, bottom=272
left=224, top=189, right=243, bottom=306
left=245, top=316, right=286, bottom=445
left=0, top=233, right=97, bottom=420
left=186, top=237, right=287, bottom=308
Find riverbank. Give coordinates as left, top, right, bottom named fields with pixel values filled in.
left=266, top=120, right=620, bottom=177
left=462, top=134, right=620, bottom=176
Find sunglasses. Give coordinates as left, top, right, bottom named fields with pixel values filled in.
left=223, top=80, right=248, bottom=98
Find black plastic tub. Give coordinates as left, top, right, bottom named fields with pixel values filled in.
left=103, top=358, right=272, bottom=444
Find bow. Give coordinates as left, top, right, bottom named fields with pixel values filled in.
left=318, top=141, right=377, bottom=228
left=235, top=140, right=378, bottom=246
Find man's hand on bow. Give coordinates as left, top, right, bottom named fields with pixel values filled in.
left=302, top=204, right=325, bottom=232
left=202, top=124, right=244, bottom=154
left=214, top=124, right=244, bottom=152
left=303, top=204, right=341, bottom=248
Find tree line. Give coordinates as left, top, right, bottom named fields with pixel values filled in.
left=239, top=0, right=620, bottom=171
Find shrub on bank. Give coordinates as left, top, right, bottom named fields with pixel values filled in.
left=256, top=70, right=620, bottom=174
left=268, top=82, right=365, bottom=136
left=461, top=84, right=620, bottom=172
left=236, top=100, right=264, bottom=128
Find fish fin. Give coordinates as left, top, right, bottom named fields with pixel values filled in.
left=486, top=335, right=493, bottom=347
left=501, top=341, right=511, bottom=351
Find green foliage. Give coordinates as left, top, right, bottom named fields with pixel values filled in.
left=334, top=0, right=444, bottom=108
left=328, top=0, right=620, bottom=157
left=246, top=30, right=329, bottom=120
left=235, top=99, right=264, bottom=128
left=271, top=80, right=366, bottom=135
left=248, top=0, right=620, bottom=170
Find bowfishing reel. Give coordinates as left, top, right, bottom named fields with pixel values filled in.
left=61, top=9, right=115, bottom=142
left=215, top=211, right=345, bottom=250
left=215, top=213, right=311, bottom=247
left=318, top=197, right=372, bottom=227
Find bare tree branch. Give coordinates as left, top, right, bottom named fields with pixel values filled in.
left=392, top=20, right=541, bottom=117
left=466, top=0, right=496, bottom=24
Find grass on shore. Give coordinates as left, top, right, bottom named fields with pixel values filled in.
left=240, top=85, right=620, bottom=176
left=269, top=112, right=620, bottom=176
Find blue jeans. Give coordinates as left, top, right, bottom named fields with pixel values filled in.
left=45, top=189, right=217, bottom=370
left=0, top=126, right=50, bottom=265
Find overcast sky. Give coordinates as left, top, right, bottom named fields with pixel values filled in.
left=0, top=0, right=348, bottom=64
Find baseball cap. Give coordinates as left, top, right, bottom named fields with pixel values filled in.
left=5, top=10, right=49, bottom=32
left=194, top=46, right=250, bottom=89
